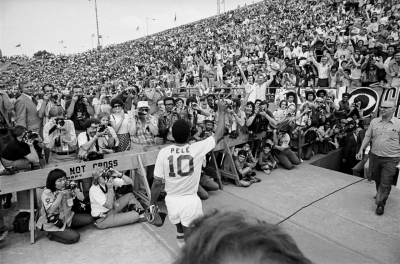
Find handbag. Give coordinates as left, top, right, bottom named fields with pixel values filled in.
left=13, top=212, right=30, bottom=233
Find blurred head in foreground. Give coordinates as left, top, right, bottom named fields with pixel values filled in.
left=174, top=210, right=312, bottom=264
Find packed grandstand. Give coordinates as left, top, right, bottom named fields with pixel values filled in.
left=1, top=0, right=400, bottom=263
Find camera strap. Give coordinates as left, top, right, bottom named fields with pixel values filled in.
left=99, top=184, right=108, bottom=194
left=49, top=125, right=58, bottom=135
left=86, top=132, right=100, bottom=152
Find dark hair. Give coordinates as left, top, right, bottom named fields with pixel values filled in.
left=174, top=211, right=312, bottom=264
left=46, top=169, right=67, bottom=192
left=83, top=118, right=101, bottom=130
left=238, top=150, right=247, bottom=157
left=172, top=119, right=191, bottom=144
left=175, top=98, right=184, bottom=104
left=186, top=97, right=197, bottom=106
left=163, top=97, right=175, bottom=105
left=72, top=84, right=83, bottom=91
left=264, top=143, right=272, bottom=149
left=110, top=98, right=124, bottom=108
left=10, top=125, right=27, bottom=138
left=42, top=83, right=55, bottom=92
left=279, top=99, right=288, bottom=108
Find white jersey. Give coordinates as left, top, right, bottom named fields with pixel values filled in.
left=154, top=136, right=216, bottom=197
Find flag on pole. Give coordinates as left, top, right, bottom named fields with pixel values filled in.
left=59, top=40, right=63, bottom=44
left=99, top=35, right=102, bottom=38
left=174, top=13, right=176, bottom=21
left=136, top=26, right=139, bottom=31
left=15, top=44, right=21, bottom=47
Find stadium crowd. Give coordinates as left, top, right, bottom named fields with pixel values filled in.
left=1, top=0, right=399, bottom=244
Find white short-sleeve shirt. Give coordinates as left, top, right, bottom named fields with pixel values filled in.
left=154, top=136, right=216, bottom=197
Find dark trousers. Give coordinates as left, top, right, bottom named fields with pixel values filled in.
left=273, top=148, right=301, bottom=170
left=47, top=213, right=93, bottom=244
left=369, top=153, right=400, bottom=205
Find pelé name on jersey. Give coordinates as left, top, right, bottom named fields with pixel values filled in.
left=170, top=146, right=190, bottom=154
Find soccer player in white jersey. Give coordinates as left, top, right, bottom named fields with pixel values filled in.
left=150, top=99, right=227, bottom=248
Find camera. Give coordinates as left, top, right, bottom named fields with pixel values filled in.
left=100, top=167, right=114, bottom=181
left=47, top=214, right=63, bottom=228
left=79, top=151, right=104, bottom=161
left=98, top=124, right=107, bottom=133
left=190, top=126, right=198, bottom=136
left=21, top=130, right=39, bottom=143
left=64, top=180, right=77, bottom=190
left=55, top=118, right=65, bottom=127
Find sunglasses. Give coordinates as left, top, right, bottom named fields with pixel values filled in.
left=113, top=104, right=122, bottom=108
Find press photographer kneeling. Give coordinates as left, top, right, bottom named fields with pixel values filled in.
left=89, top=167, right=146, bottom=229
left=36, top=169, right=93, bottom=244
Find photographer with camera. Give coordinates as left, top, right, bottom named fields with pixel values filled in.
left=65, top=85, right=94, bottom=135
left=1, top=125, right=41, bottom=211
left=43, top=106, right=78, bottom=164
left=37, top=83, right=62, bottom=126
left=77, top=118, right=107, bottom=198
left=89, top=167, right=146, bottom=229
left=36, top=169, right=93, bottom=244
left=129, top=101, right=159, bottom=148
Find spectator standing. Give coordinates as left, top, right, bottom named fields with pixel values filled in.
left=356, top=101, right=400, bottom=215
left=110, top=98, right=130, bottom=152
left=129, top=101, right=159, bottom=148
left=43, top=106, right=78, bottom=164
left=309, top=55, right=331, bottom=87
left=65, top=85, right=94, bottom=135
left=37, top=83, right=62, bottom=126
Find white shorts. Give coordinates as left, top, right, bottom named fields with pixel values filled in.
left=165, top=195, right=203, bottom=227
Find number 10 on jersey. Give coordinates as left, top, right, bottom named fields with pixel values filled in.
left=168, top=155, right=194, bottom=177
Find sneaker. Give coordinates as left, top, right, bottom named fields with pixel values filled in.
left=239, top=179, right=251, bottom=187
left=263, top=169, right=271, bottom=175
left=252, top=176, right=261, bottom=183
left=137, top=215, right=147, bottom=223
left=0, top=168, right=15, bottom=176
left=376, top=203, right=384, bottom=215
left=250, top=171, right=256, bottom=176
left=0, top=226, right=8, bottom=243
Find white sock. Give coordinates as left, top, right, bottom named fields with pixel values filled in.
left=177, top=232, right=185, bottom=248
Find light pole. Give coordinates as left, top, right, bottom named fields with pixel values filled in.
left=91, top=34, right=95, bottom=49
left=92, top=0, right=101, bottom=49
left=146, top=17, right=155, bottom=36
